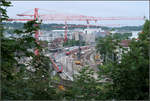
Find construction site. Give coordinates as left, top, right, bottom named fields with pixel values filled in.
left=2, top=0, right=149, bottom=100
left=6, top=7, right=145, bottom=82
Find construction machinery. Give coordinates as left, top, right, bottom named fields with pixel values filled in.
left=8, top=8, right=145, bottom=43
left=75, top=60, right=81, bottom=65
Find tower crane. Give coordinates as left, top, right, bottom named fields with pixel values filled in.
left=8, top=8, right=40, bottom=55
left=8, top=8, right=145, bottom=43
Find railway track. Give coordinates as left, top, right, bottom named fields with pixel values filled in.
left=85, top=51, right=93, bottom=60
left=83, top=51, right=94, bottom=65
left=83, top=50, right=99, bottom=72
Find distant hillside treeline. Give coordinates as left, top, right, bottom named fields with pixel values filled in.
left=112, top=25, right=143, bottom=31
left=2, top=22, right=143, bottom=31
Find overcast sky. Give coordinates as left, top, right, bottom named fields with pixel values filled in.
left=7, top=1, right=149, bottom=26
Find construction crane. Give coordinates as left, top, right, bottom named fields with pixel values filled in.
left=8, top=8, right=145, bottom=43
left=8, top=8, right=40, bottom=55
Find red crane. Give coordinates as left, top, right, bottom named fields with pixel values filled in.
left=8, top=8, right=145, bottom=43
left=8, top=8, right=40, bottom=55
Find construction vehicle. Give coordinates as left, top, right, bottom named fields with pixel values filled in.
left=95, top=55, right=99, bottom=59
left=58, top=85, right=65, bottom=91
left=95, top=55, right=100, bottom=61
left=74, top=60, right=84, bottom=66
left=75, top=60, right=81, bottom=65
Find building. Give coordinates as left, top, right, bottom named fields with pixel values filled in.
left=83, top=28, right=108, bottom=44
left=95, top=30, right=110, bottom=38
left=39, top=30, right=64, bottom=42
left=130, top=31, right=141, bottom=39
left=85, top=33, right=95, bottom=44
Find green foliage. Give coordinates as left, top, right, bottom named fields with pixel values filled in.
left=0, top=0, right=11, bottom=22
left=1, top=1, right=59, bottom=99
left=68, top=67, right=101, bottom=100
left=1, top=19, right=58, bottom=99
left=113, top=25, right=143, bottom=31
left=96, top=34, right=119, bottom=64
left=113, top=32, right=132, bottom=40
left=96, top=32, right=132, bottom=64
left=97, top=20, right=149, bottom=100
left=2, top=22, right=143, bottom=31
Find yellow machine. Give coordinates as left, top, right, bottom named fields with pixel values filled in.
left=95, top=55, right=100, bottom=61
left=75, top=60, right=81, bottom=65
left=58, top=85, right=65, bottom=91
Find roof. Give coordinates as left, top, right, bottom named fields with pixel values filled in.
left=119, top=40, right=131, bottom=47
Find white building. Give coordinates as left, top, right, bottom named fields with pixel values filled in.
left=39, top=30, right=64, bottom=42
left=83, top=28, right=101, bottom=34
left=83, top=28, right=100, bottom=44
left=130, top=31, right=141, bottom=39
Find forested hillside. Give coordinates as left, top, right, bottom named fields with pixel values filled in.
left=3, top=22, right=143, bottom=31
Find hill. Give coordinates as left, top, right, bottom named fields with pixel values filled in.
left=3, top=22, right=143, bottom=31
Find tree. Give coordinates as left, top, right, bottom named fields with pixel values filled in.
left=96, top=34, right=119, bottom=64
left=113, top=33, right=132, bottom=40
left=1, top=1, right=59, bottom=99
left=98, top=20, right=149, bottom=100
left=64, top=67, right=101, bottom=100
